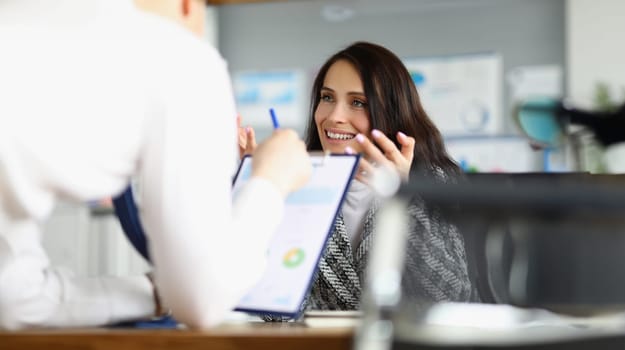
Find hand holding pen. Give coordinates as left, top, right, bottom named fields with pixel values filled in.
left=247, top=108, right=312, bottom=197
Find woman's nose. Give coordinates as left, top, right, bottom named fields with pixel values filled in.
left=326, top=103, right=348, bottom=122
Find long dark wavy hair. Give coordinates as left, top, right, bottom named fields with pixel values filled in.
left=304, top=41, right=461, bottom=176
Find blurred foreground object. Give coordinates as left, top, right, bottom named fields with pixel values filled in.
left=355, top=172, right=625, bottom=349
left=515, top=98, right=625, bottom=172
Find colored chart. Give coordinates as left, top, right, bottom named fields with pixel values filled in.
left=282, top=248, right=305, bottom=268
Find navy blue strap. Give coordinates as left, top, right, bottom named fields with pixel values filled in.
left=112, top=185, right=151, bottom=263
left=112, top=186, right=181, bottom=327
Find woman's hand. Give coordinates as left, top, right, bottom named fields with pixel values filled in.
left=237, top=115, right=257, bottom=159
left=347, top=129, right=415, bottom=185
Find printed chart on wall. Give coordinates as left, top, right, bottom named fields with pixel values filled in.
left=232, top=153, right=359, bottom=317
left=404, top=52, right=503, bottom=135
left=445, top=135, right=539, bottom=173
left=233, top=69, right=307, bottom=129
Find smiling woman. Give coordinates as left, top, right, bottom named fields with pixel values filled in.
left=297, top=41, right=477, bottom=313
left=238, top=41, right=477, bottom=319
left=304, top=41, right=460, bottom=182
left=314, top=59, right=371, bottom=155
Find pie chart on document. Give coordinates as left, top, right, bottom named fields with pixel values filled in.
left=283, top=248, right=305, bottom=268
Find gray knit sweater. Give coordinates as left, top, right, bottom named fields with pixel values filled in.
left=306, top=193, right=475, bottom=310
left=262, top=171, right=476, bottom=321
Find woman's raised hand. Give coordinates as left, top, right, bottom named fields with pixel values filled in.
left=237, top=115, right=257, bottom=159
left=346, top=129, right=415, bottom=186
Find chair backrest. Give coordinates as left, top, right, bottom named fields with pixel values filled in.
left=459, top=172, right=594, bottom=305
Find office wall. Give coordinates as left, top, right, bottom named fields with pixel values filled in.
left=205, top=5, right=219, bottom=46
left=217, top=0, right=565, bottom=138
left=567, top=0, right=625, bottom=108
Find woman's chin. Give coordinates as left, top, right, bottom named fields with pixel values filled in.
left=322, top=142, right=354, bottom=154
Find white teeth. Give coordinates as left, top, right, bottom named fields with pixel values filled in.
left=326, top=131, right=355, bottom=140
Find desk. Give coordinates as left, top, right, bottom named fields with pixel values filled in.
left=0, top=322, right=354, bottom=350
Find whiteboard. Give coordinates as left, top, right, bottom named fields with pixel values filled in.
left=445, top=135, right=540, bottom=173
left=404, top=52, right=503, bottom=136
left=233, top=69, right=307, bottom=129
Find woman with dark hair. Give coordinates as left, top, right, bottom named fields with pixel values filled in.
left=304, top=42, right=460, bottom=178
left=239, top=41, right=476, bottom=312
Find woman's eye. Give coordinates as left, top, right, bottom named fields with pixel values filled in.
left=352, top=99, right=367, bottom=108
left=321, top=94, right=333, bottom=102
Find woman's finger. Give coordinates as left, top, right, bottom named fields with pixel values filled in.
left=238, top=129, right=247, bottom=159
left=370, top=129, right=404, bottom=164
left=245, top=126, right=257, bottom=155
left=353, top=158, right=375, bottom=185
left=354, top=133, right=390, bottom=167
left=397, top=131, right=415, bottom=163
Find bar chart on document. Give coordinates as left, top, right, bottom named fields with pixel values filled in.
left=232, top=154, right=358, bottom=315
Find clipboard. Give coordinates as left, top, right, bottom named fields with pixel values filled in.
left=232, top=152, right=360, bottom=319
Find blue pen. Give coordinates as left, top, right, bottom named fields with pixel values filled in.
left=269, top=108, right=280, bottom=129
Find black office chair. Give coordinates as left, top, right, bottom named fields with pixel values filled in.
left=461, top=172, right=594, bottom=305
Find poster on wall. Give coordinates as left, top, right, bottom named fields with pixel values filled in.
left=507, top=64, right=563, bottom=104
left=233, top=69, right=308, bottom=130
left=403, top=52, right=503, bottom=136
left=445, top=135, right=539, bottom=173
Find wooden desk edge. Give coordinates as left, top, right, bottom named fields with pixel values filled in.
left=0, top=324, right=355, bottom=350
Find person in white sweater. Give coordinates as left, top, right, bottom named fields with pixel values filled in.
left=0, top=0, right=311, bottom=330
